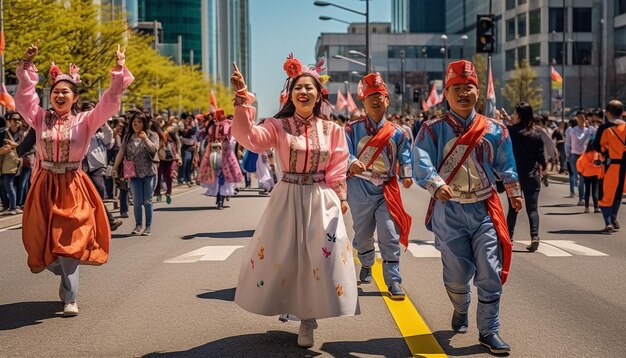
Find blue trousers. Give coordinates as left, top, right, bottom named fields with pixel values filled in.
left=568, top=154, right=584, bottom=200
left=347, top=178, right=401, bottom=285
left=130, top=175, right=155, bottom=227
left=431, top=200, right=503, bottom=335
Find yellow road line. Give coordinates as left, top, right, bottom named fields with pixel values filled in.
left=371, top=258, right=447, bottom=357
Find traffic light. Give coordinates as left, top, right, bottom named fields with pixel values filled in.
left=395, top=82, right=402, bottom=95
left=413, top=89, right=420, bottom=103
left=476, top=15, right=495, bottom=53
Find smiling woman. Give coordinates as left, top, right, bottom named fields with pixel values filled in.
left=229, top=55, right=359, bottom=348
left=14, top=42, right=134, bottom=318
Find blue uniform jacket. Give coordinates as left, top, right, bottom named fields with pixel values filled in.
left=345, top=116, right=413, bottom=179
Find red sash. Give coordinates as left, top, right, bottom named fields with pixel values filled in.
left=425, top=114, right=512, bottom=284
left=357, top=121, right=412, bottom=249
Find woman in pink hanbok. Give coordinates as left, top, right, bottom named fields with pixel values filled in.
left=230, top=55, right=358, bottom=348
left=14, top=42, right=133, bottom=316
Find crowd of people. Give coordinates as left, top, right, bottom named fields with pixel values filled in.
left=6, top=40, right=625, bottom=356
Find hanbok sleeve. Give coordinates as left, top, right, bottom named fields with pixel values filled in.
left=344, top=121, right=359, bottom=169
left=86, top=67, right=134, bottom=133
left=325, top=125, right=349, bottom=200
left=14, top=60, right=46, bottom=129
left=397, top=129, right=413, bottom=179
left=232, top=93, right=278, bottom=153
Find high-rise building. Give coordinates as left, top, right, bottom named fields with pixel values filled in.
left=392, top=0, right=445, bottom=33
left=136, top=0, right=250, bottom=87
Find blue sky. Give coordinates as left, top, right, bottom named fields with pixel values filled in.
left=249, top=0, right=391, bottom=117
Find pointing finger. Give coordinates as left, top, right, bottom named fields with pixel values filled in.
left=233, top=62, right=240, bottom=73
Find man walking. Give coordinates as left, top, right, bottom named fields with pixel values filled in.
left=345, top=73, right=413, bottom=299
left=413, top=60, right=522, bottom=354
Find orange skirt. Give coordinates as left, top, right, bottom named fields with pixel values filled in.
left=22, top=169, right=110, bottom=273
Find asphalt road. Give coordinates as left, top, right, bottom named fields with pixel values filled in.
left=1, top=177, right=625, bottom=357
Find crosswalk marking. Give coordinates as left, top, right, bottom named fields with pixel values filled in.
left=164, top=246, right=243, bottom=263
left=407, top=240, right=608, bottom=258
left=407, top=241, right=440, bottom=258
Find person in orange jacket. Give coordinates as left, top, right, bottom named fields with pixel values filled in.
left=576, top=141, right=604, bottom=213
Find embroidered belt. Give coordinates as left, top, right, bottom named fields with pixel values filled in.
left=281, top=172, right=325, bottom=185
left=450, top=186, right=493, bottom=204
left=354, top=170, right=390, bottom=186
left=40, top=161, right=81, bottom=174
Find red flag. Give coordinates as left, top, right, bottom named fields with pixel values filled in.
left=485, top=56, right=496, bottom=118
left=336, top=89, right=347, bottom=111
left=0, top=31, right=5, bottom=55
left=0, top=82, right=15, bottom=111
left=425, top=83, right=441, bottom=110
left=210, top=88, right=218, bottom=113
left=346, top=90, right=358, bottom=113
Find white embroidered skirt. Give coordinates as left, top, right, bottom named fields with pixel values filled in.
left=234, top=180, right=359, bottom=319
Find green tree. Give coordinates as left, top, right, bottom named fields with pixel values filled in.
left=472, top=54, right=500, bottom=101
left=502, top=60, right=542, bottom=110
left=4, top=0, right=233, bottom=114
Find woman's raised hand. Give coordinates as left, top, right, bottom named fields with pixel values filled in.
left=115, top=44, right=126, bottom=68
left=231, top=62, right=247, bottom=93
left=23, top=40, right=40, bottom=61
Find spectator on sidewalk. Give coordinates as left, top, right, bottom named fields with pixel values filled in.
left=113, top=111, right=159, bottom=236
left=0, top=112, right=24, bottom=215
left=155, top=115, right=181, bottom=204
left=552, top=121, right=567, bottom=173
left=82, top=101, right=122, bottom=231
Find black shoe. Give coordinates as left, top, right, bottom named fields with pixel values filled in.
left=110, top=219, right=123, bottom=232
left=527, top=236, right=540, bottom=252
left=359, top=266, right=372, bottom=284
left=388, top=282, right=405, bottom=300
left=479, top=332, right=511, bottom=354
left=613, top=218, right=620, bottom=230
left=451, top=310, right=468, bottom=333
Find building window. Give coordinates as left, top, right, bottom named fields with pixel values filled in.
left=518, top=45, right=527, bottom=65
left=572, top=8, right=592, bottom=32
left=573, top=42, right=592, bottom=65
left=529, top=43, right=541, bottom=65
left=615, top=26, right=626, bottom=55
left=529, top=9, right=541, bottom=34
left=507, top=18, right=516, bottom=41
left=618, top=0, right=626, bottom=15
left=506, top=48, right=516, bottom=71
left=549, top=42, right=564, bottom=65
left=549, top=8, right=564, bottom=33
left=518, top=0, right=527, bottom=4
left=518, top=13, right=527, bottom=38
left=506, top=0, right=515, bottom=10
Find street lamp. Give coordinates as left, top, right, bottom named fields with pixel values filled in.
left=333, top=54, right=366, bottom=68
left=315, top=0, right=370, bottom=73
left=440, top=34, right=468, bottom=81
left=319, top=15, right=350, bottom=25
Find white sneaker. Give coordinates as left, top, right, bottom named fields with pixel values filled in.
left=63, top=302, right=78, bottom=317
left=297, top=319, right=318, bottom=348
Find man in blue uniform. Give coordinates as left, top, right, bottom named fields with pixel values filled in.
left=345, top=73, right=413, bottom=299
left=413, top=60, right=522, bottom=354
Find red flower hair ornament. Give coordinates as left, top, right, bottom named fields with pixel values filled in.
left=49, top=62, right=81, bottom=86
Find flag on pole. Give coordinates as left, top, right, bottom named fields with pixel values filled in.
left=346, top=89, right=358, bottom=113
left=484, top=56, right=496, bottom=118
left=551, top=66, right=563, bottom=90
left=0, top=82, right=15, bottom=110
left=210, top=88, right=218, bottom=112
left=336, top=89, right=347, bottom=111
left=0, top=31, right=5, bottom=55
left=422, top=82, right=442, bottom=111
